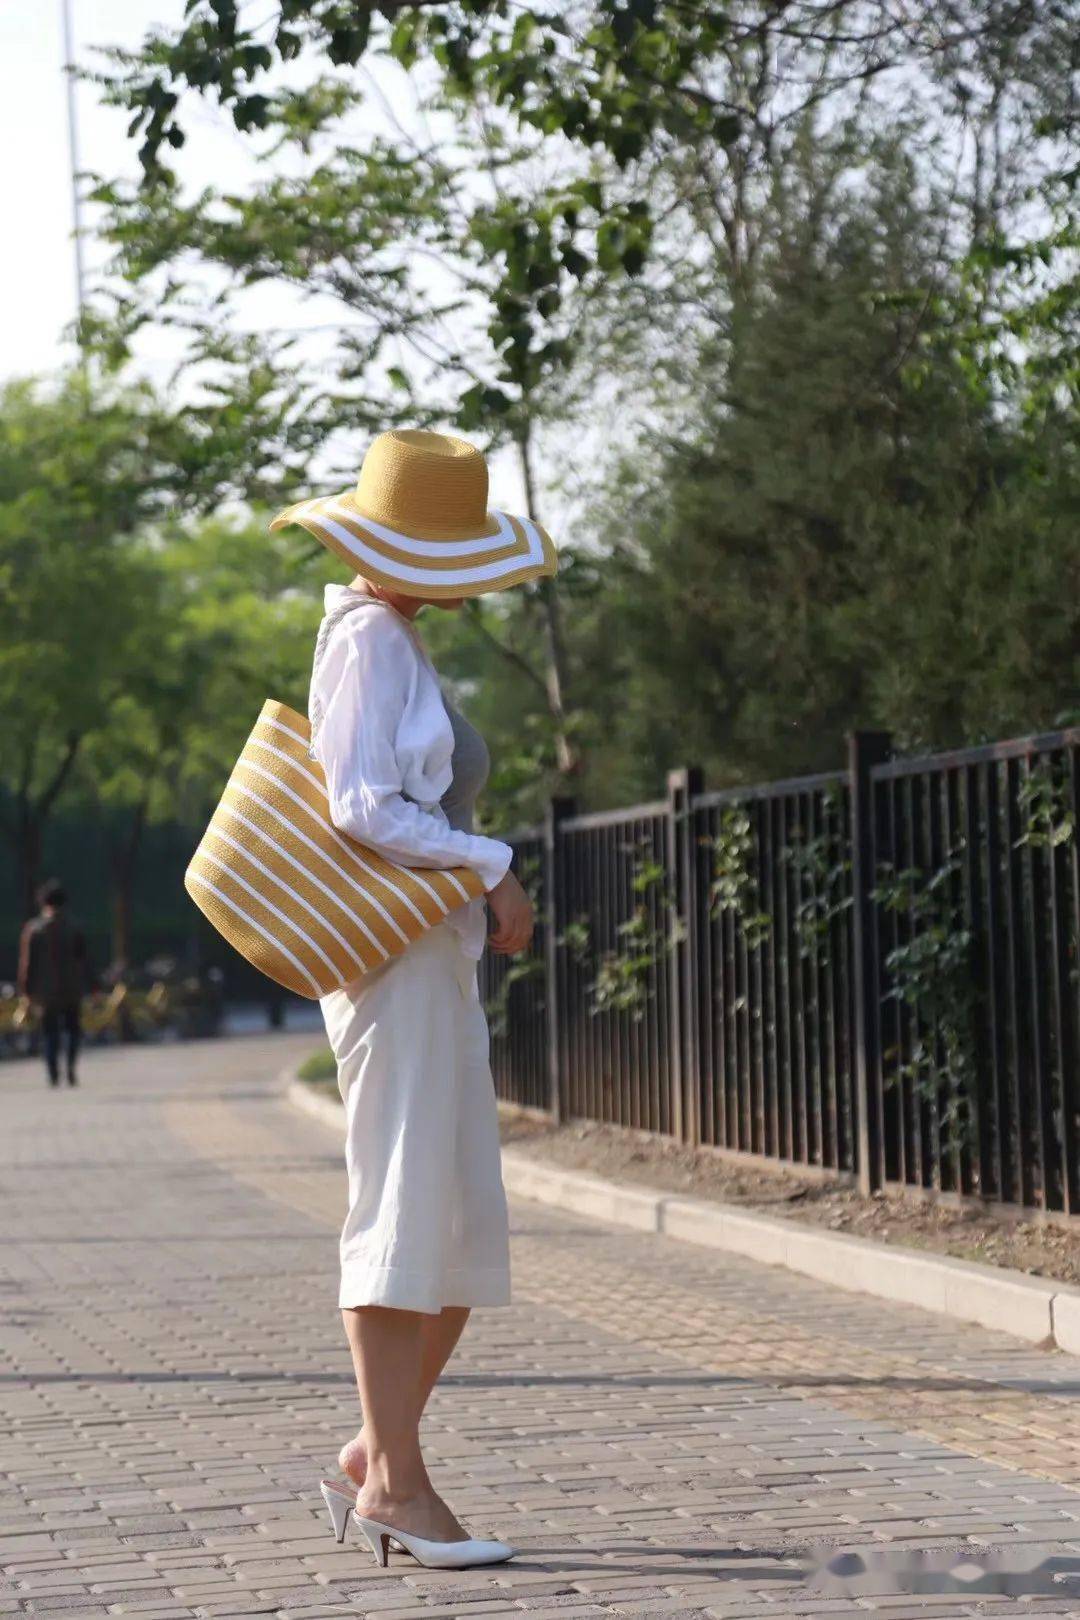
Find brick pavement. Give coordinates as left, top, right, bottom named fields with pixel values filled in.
left=3, top=1035, right=1080, bottom=1618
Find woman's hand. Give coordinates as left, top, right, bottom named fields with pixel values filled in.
left=486, top=869, right=534, bottom=955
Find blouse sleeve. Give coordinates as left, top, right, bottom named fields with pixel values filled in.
left=311, top=609, right=513, bottom=894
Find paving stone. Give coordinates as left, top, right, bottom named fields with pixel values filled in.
left=514, top=1608, right=609, bottom=1618
left=20, top=1598, right=112, bottom=1614
left=106, top=1600, right=199, bottom=1613
left=5, top=1034, right=1080, bottom=1620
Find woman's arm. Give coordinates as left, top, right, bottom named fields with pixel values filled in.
left=312, top=610, right=513, bottom=893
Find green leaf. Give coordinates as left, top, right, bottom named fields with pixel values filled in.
left=389, top=15, right=419, bottom=67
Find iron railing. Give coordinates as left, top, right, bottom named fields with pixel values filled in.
left=479, top=724, right=1080, bottom=1215
left=689, top=774, right=856, bottom=1173
left=868, top=732, right=1080, bottom=1212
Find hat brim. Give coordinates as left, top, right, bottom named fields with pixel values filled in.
left=270, top=489, right=558, bottom=599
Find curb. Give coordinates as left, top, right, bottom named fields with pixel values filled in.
left=288, top=1075, right=343, bottom=1130
left=285, top=1076, right=1080, bottom=1355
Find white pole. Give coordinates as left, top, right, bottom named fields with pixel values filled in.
left=60, top=0, right=87, bottom=335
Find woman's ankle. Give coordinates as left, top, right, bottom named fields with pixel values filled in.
left=354, top=1481, right=467, bottom=1542
left=362, top=1446, right=428, bottom=1502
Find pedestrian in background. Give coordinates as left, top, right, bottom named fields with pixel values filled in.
left=17, top=880, right=90, bottom=1087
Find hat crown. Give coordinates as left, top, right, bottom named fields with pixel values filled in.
left=355, top=430, right=489, bottom=540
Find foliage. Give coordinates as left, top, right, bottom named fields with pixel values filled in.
left=88, top=59, right=653, bottom=781
left=297, top=1045, right=338, bottom=1083
left=84, top=1, right=1080, bottom=813
left=703, top=787, right=852, bottom=969
left=0, top=375, right=175, bottom=913
left=0, top=366, right=338, bottom=943
left=583, top=138, right=1080, bottom=794
left=8, top=1, right=1080, bottom=976
left=707, top=805, right=770, bottom=949
left=155, top=515, right=334, bottom=812
left=109, top=511, right=331, bottom=961
left=99, top=2, right=737, bottom=191
left=588, top=844, right=680, bottom=1020
left=558, top=915, right=592, bottom=962
left=1015, top=760, right=1077, bottom=851
left=482, top=850, right=544, bottom=1035
left=484, top=954, right=544, bottom=1039
left=784, top=787, right=853, bottom=966
left=99, top=2, right=1080, bottom=397
left=87, top=11, right=663, bottom=443
left=874, top=855, right=977, bottom=1151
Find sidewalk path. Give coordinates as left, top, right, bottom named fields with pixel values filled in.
left=3, top=1036, right=1080, bottom=1618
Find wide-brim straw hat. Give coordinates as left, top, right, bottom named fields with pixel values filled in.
left=269, top=428, right=558, bottom=600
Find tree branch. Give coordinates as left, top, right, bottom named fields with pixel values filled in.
left=35, top=733, right=82, bottom=822
left=462, top=601, right=549, bottom=697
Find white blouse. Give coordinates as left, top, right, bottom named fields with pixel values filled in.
left=308, top=585, right=513, bottom=960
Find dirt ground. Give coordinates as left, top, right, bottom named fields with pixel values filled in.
left=499, top=1109, right=1080, bottom=1287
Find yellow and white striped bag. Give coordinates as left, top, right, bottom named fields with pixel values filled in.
left=184, top=699, right=485, bottom=998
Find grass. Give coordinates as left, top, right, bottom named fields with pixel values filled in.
left=297, top=1045, right=336, bottom=1082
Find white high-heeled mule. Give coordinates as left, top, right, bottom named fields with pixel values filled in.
left=319, top=1479, right=515, bottom=1569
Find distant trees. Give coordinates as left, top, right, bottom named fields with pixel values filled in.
left=0, top=375, right=167, bottom=919
left=84, top=0, right=1079, bottom=814
left=577, top=150, right=1080, bottom=791
left=75, top=518, right=330, bottom=966
left=0, top=373, right=332, bottom=958
left=4, top=0, right=1072, bottom=967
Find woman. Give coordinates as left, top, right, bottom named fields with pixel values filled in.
left=269, top=429, right=558, bottom=1569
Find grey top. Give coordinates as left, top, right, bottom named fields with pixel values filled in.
left=438, top=692, right=491, bottom=835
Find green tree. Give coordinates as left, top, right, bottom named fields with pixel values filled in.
left=99, top=1, right=736, bottom=189
left=0, top=358, right=326, bottom=922
left=88, top=0, right=1079, bottom=814
left=76, top=513, right=335, bottom=967
left=581, top=140, right=1080, bottom=792
left=0, top=375, right=174, bottom=916
left=89, top=96, right=640, bottom=775
left=73, top=550, right=171, bottom=967
left=99, top=2, right=1079, bottom=398
left=161, top=514, right=335, bottom=801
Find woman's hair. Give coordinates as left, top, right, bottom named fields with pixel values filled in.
left=37, top=878, right=67, bottom=909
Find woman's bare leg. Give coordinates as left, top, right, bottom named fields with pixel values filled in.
left=339, top=1306, right=469, bottom=1485
left=340, top=1305, right=468, bottom=1541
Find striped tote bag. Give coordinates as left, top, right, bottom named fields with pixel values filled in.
left=184, top=700, right=486, bottom=998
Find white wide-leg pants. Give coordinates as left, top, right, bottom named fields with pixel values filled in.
left=319, top=919, right=511, bottom=1315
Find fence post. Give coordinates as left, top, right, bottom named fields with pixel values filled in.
left=667, top=766, right=706, bottom=1146
left=543, top=795, right=575, bottom=1124
left=849, top=729, right=892, bottom=1195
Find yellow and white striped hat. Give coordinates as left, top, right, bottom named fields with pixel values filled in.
left=185, top=700, right=486, bottom=998
left=269, top=429, right=557, bottom=600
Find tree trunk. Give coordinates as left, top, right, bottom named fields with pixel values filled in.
left=111, top=888, right=132, bottom=974
left=10, top=733, right=82, bottom=919
left=106, top=795, right=149, bottom=1044
left=517, top=425, right=577, bottom=777
left=16, top=813, right=43, bottom=922
left=109, top=794, right=150, bottom=972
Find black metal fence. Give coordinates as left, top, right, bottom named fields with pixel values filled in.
left=480, top=724, right=1080, bottom=1216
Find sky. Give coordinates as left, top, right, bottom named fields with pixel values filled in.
left=0, top=2, right=546, bottom=514
left=0, top=2, right=187, bottom=381
left=0, top=1, right=312, bottom=389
